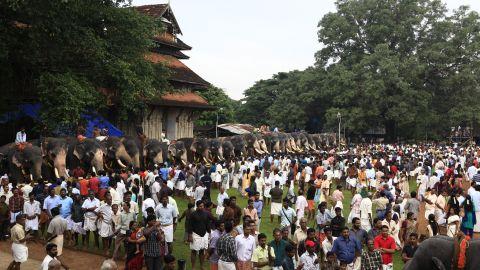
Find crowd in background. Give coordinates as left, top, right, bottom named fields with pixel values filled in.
left=1, top=143, right=480, bottom=270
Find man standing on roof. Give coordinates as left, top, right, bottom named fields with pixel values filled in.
left=15, top=127, right=26, bottom=145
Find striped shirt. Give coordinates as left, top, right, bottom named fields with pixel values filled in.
left=217, top=233, right=237, bottom=262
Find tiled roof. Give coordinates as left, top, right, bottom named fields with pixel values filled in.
left=135, top=4, right=169, bottom=18
left=145, top=52, right=209, bottom=88
left=153, top=32, right=191, bottom=50
left=150, top=91, right=214, bottom=109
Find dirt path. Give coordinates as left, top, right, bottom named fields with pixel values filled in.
left=0, top=240, right=116, bottom=270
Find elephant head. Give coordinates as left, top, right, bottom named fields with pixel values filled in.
left=264, top=133, right=280, bottom=154
left=208, top=139, right=224, bottom=162
left=144, top=139, right=166, bottom=167
left=3, top=143, right=43, bottom=183
left=121, top=137, right=141, bottom=169
left=41, top=137, right=68, bottom=179
left=255, top=134, right=269, bottom=155
left=189, top=138, right=211, bottom=163
left=243, top=133, right=264, bottom=155
left=230, top=135, right=247, bottom=156
left=167, top=140, right=187, bottom=165
left=103, top=136, right=133, bottom=169
left=69, top=138, right=104, bottom=173
left=304, top=133, right=317, bottom=152
left=219, top=138, right=235, bottom=160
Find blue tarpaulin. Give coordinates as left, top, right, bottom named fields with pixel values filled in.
left=0, top=103, right=124, bottom=137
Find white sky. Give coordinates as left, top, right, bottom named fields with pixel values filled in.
left=133, top=0, right=480, bottom=100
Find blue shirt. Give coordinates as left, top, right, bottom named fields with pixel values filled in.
left=331, top=235, right=361, bottom=264
left=99, top=176, right=110, bottom=189
left=253, top=200, right=264, bottom=217
left=58, top=196, right=73, bottom=218
left=160, top=168, right=169, bottom=180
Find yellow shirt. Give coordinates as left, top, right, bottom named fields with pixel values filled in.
left=251, top=245, right=275, bottom=270
left=11, top=224, right=25, bottom=244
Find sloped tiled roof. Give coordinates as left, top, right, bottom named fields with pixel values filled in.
left=145, top=52, right=209, bottom=88
left=150, top=92, right=214, bottom=109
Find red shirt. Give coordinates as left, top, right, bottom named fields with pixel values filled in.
left=89, top=177, right=100, bottom=194
left=79, top=179, right=90, bottom=196
left=374, top=234, right=396, bottom=264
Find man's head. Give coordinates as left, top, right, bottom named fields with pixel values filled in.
left=164, top=254, right=176, bottom=270
left=88, top=190, right=95, bottom=199
left=305, top=240, right=315, bottom=253
left=161, top=195, right=169, bottom=206
left=46, top=242, right=58, bottom=257
left=374, top=218, right=382, bottom=229
left=51, top=206, right=60, bottom=217
left=335, top=207, right=342, bottom=217
left=318, top=202, right=326, bottom=212
left=258, top=233, right=267, bottom=247
left=273, top=228, right=282, bottom=241
left=146, top=214, right=156, bottom=227
left=16, top=214, right=26, bottom=226
left=282, top=198, right=289, bottom=208
left=275, top=180, right=280, bottom=187
left=381, top=225, right=389, bottom=237
left=285, top=244, right=295, bottom=258
left=0, top=195, right=6, bottom=203
left=230, top=196, right=237, bottom=206
left=196, top=200, right=204, bottom=211
left=254, top=192, right=260, bottom=200
left=367, top=239, right=375, bottom=252
left=352, top=217, right=360, bottom=229
left=307, top=227, right=316, bottom=240
left=105, top=193, right=112, bottom=205
left=341, top=227, right=350, bottom=239
left=28, top=192, right=35, bottom=202
left=60, top=188, right=67, bottom=198
left=49, top=188, right=55, bottom=197
left=326, top=251, right=336, bottom=262
left=299, top=218, right=307, bottom=230
left=409, top=233, right=418, bottom=246
left=215, top=219, right=225, bottom=232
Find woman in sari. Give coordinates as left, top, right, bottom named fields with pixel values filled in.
left=460, top=195, right=476, bottom=237
left=125, top=221, right=145, bottom=270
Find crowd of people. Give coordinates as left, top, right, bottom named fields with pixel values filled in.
left=1, top=143, right=480, bottom=270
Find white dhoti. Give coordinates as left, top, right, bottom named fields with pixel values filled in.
left=218, top=260, right=236, bottom=270
left=25, top=217, right=39, bottom=231
left=11, top=242, right=28, bottom=263
left=215, top=173, right=222, bottom=183
left=83, top=216, right=97, bottom=231
left=10, top=211, right=23, bottom=224
left=175, top=180, right=186, bottom=191
left=360, top=218, right=372, bottom=231
left=190, top=232, right=209, bottom=251
left=51, top=234, right=64, bottom=256
left=71, top=220, right=86, bottom=235
left=65, top=215, right=73, bottom=230
left=98, top=220, right=113, bottom=238
left=216, top=205, right=225, bottom=217
left=474, top=212, right=480, bottom=232
left=271, top=202, right=282, bottom=216
left=161, top=224, right=174, bottom=242
left=347, top=177, right=357, bottom=188
left=264, top=186, right=272, bottom=198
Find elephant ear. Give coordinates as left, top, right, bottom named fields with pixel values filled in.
left=431, top=257, right=446, bottom=270
left=12, top=154, right=22, bottom=168
left=73, top=145, right=85, bottom=160
left=190, top=141, right=197, bottom=153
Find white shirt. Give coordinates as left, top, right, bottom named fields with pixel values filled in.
left=279, top=207, right=296, bottom=227
left=155, top=203, right=178, bottom=225
left=194, top=186, right=206, bottom=202
left=321, top=237, right=337, bottom=261
left=468, top=165, right=478, bottom=180
left=116, top=182, right=127, bottom=202
left=217, top=192, right=229, bottom=206
left=295, top=195, right=308, bottom=219
left=299, top=252, right=319, bottom=270
left=359, top=197, right=372, bottom=219
left=40, top=255, right=57, bottom=270
left=235, top=234, right=256, bottom=261
left=142, top=197, right=156, bottom=217
left=15, top=131, right=26, bottom=144
left=24, top=200, right=41, bottom=217
left=82, top=197, right=100, bottom=218
left=21, top=184, right=33, bottom=200
left=109, top=187, right=121, bottom=205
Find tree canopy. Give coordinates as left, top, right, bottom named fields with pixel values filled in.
left=0, top=0, right=169, bottom=131
left=195, top=86, right=239, bottom=127
left=238, top=0, right=480, bottom=140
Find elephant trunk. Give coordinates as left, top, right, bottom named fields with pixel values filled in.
left=92, top=149, right=104, bottom=172
left=31, top=161, right=42, bottom=181
left=116, top=147, right=133, bottom=167
left=53, top=149, right=67, bottom=178
left=132, top=153, right=140, bottom=169
left=153, top=152, right=163, bottom=165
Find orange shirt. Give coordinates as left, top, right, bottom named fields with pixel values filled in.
left=79, top=179, right=90, bottom=196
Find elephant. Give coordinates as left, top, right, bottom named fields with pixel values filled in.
left=143, top=139, right=168, bottom=168
left=404, top=235, right=480, bottom=270
left=242, top=133, right=264, bottom=156
left=67, top=138, right=104, bottom=173
left=167, top=140, right=188, bottom=165
left=284, top=133, right=300, bottom=153
left=0, top=143, right=43, bottom=183
left=311, top=134, right=324, bottom=150
left=38, top=137, right=69, bottom=179
left=219, top=138, right=235, bottom=161
left=229, top=135, right=247, bottom=157
left=304, top=133, right=317, bottom=152
left=291, top=132, right=310, bottom=152
left=121, top=136, right=141, bottom=169
left=255, top=134, right=269, bottom=155
left=277, top=132, right=288, bottom=153
left=178, top=138, right=211, bottom=164
left=208, top=138, right=224, bottom=162
left=263, top=132, right=281, bottom=154
left=102, top=136, right=136, bottom=170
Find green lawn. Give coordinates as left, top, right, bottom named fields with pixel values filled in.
left=171, top=179, right=417, bottom=270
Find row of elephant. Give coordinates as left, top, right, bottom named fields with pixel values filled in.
left=0, top=132, right=336, bottom=183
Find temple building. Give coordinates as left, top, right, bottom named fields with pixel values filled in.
left=119, top=3, right=213, bottom=140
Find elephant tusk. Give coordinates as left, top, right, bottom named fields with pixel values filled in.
left=92, top=166, right=96, bottom=174
left=54, top=168, right=60, bottom=179
left=117, top=159, right=127, bottom=168
left=255, top=148, right=264, bottom=155
left=30, top=174, right=33, bottom=181
left=181, top=159, right=186, bottom=165
left=203, top=156, right=209, bottom=163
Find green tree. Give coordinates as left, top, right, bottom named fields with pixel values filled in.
left=0, top=0, right=169, bottom=131
left=195, top=86, right=239, bottom=127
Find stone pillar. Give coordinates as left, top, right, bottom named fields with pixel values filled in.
left=166, top=108, right=178, bottom=140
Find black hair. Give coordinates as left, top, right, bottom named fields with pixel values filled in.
left=196, top=200, right=204, bottom=207
left=224, top=220, right=233, bottom=233
left=307, top=228, right=316, bottom=234
left=258, top=233, right=267, bottom=240
left=164, top=254, right=176, bottom=264
left=45, top=242, right=57, bottom=252
left=51, top=206, right=60, bottom=217
left=285, top=244, right=294, bottom=253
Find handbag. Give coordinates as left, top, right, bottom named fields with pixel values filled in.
left=282, top=207, right=296, bottom=235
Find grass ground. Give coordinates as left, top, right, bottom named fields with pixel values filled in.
left=170, top=179, right=418, bottom=270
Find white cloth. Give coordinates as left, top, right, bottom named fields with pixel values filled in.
left=40, top=255, right=58, bottom=270
left=98, top=219, right=114, bottom=238
left=15, top=131, right=26, bottom=144
left=299, top=252, right=319, bottom=270
left=51, top=234, right=64, bottom=256
left=235, top=234, right=256, bottom=261
left=271, top=202, right=282, bottom=216
left=83, top=216, right=97, bottom=231
left=23, top=200, right=40, bottom=231
left=190, top=232, right=209, bottom=251
left=142, top=198, right=156, bottom=217
left=295, top=195, right=308, bottom=221
left=218, top=260, right=236, bottom=270
left=161, top=224, right=174, bottom=242
left=11, top=242, right=28, bottom=263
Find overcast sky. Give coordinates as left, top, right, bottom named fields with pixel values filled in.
left=133, top=0, right=480, bottom=100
